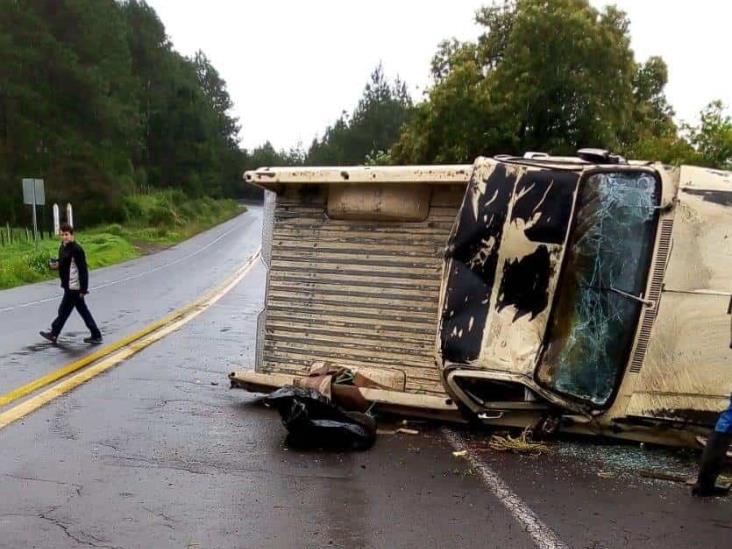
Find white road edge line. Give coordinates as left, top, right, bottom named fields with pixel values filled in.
left=0, top=215, right=251, bottom=313
left=442, top=428, right=569, bottom=549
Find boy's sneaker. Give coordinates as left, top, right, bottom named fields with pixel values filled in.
left=84, top=336, right=103, bottom=345
left=39, top=331, right=57, bottom=344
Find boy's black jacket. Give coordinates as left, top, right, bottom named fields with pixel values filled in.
left=57, top=241, right=89, bottom=292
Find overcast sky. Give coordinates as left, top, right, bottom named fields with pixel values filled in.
left=146, top=0, right=732, bottom=151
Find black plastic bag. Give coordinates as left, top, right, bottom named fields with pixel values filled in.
left=264, top=386, right=376, bottom=451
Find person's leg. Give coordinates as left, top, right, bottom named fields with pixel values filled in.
left=693, top=397, right=732, bottom=497
left=74, top=294, right=102, bottom=340
left=50, top=291, right=75, bottom=336
left=693, top=432, right=732, bottom=496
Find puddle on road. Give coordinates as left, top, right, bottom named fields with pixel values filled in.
left=16, top=340, right=87, bottom=358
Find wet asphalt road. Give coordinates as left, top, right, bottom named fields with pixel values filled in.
left=0, top=207, right=730, bottom=548
left=0, top=206, right=262, bottom=395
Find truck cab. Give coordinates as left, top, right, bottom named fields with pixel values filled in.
left=438, top=153, right=731, bottom=445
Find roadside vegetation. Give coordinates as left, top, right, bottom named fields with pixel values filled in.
left=0, top=191, right=242, bottom=290
left=0, top=0, right=260, bottom=229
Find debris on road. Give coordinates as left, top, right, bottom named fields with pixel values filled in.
left=637, top=469, right=731, bottom=487
left=258, top=363, right=438, bottom=449
left=637, top=470, right=693, bottom=484
left=264, top=385, right=376, bottom=451
left=452, top=450, right=468, bottom=458
left=376, top=427, right=421, bottom=436
left=261, top=364, right=388, bottom=451
left=488, top=430, right=551, bottom=456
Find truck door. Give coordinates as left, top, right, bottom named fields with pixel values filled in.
left=438, top=159, right=579, bottom=380
left=624, top=166, right=732, bottom=424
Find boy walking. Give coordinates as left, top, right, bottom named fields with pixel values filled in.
left=40, top=224, right=103, bottom=344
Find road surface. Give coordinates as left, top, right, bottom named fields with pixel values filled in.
left=0, top=207, right=262, bottom=396
left=0, top=206, right=729, bottom=548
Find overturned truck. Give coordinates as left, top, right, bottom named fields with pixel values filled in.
left=231, top=151, right=732, bottom=447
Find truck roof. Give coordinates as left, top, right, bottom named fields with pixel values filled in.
left=243, top=157, right=732, bottom=192
left=244, top=165, right=472, bottom=190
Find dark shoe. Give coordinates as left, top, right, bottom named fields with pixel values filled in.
left=83, top=336, right=103, bottom=345
left=692, top=431, right=732, bottom=497
left=692, top=483, right=730, bottom=497
left=40, top=331, right=57, bottom=344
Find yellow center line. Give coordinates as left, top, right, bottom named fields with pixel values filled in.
left=0, top=250, right=261, bottom=429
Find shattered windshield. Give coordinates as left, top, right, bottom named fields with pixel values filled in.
left=537, top=171, right=660, bottom=407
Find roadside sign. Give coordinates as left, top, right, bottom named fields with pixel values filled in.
left=21, top=178, right=45, bottom=242
left=34, top=179, right=45, bottom=205
left=22, top=179, right=33, bottom=204
left=22, top=179, right=45, bottom=205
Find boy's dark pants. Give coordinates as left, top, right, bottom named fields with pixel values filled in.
left=51, top=290, right=101, bottom=339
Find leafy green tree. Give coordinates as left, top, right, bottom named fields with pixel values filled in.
left=122, top=2, right=243, bottom=198
left=627, top=101, right=732, bottom=168
left=392, top=0, right=677, bottom=163
left=0, top=0, right=138, bottom=224
left=194, top=51, right=240, bottom=146
left=685, top=101, right=732, bottom=169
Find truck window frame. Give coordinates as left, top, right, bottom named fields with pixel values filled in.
left=534, top=167, right=662, bottom=410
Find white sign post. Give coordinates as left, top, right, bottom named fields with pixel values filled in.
left=53, top=203, right=60, bottom=235
left=22, top=178, right=45, bottom=241
left=66, top=203, right=74, bottom=229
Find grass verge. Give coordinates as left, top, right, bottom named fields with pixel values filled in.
left=0, top=193, right=244, bottom=290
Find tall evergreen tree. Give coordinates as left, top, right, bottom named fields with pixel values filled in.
left=0, top=0, right=246, bottom=225
left=306, top=64, right=413, bottom=165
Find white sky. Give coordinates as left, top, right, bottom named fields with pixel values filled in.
left=146, top=0, right=732, bottom=151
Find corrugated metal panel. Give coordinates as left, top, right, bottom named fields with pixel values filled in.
left=255, top=190, right=277, bottom=371
left=260, top=190, right=276, bottom=267
left=261, top=188, right=463, bottom=395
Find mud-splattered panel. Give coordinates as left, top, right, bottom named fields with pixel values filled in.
left=438, top=159, right=579, bottom=375
left=479, top=168, right=578, bottom=374
left=663, top=166, right=732, bottom=293
left=627, top=165, right=732, bottom=421
left=440, top=163, right=517, bottom=363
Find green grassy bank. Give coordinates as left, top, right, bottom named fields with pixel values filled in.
left=0, top=192, right=244, bottom=290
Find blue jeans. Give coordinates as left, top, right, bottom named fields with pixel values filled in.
left=715, top=394, right=732, bottom=434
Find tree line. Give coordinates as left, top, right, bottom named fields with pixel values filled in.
left=261, top=0, right=732, bottom=172
left=0, top=0, right=248, bottom=226
left=1, top=0, right=730, bottom=228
